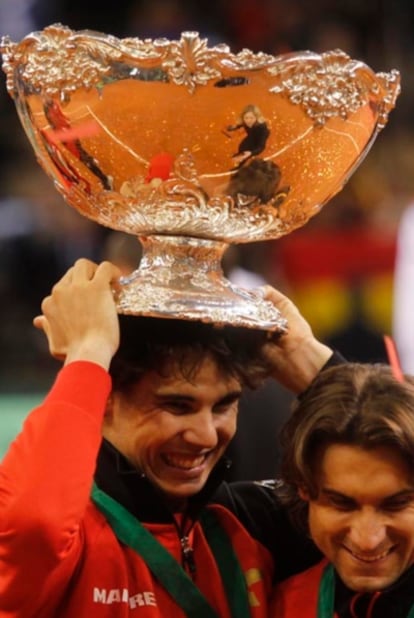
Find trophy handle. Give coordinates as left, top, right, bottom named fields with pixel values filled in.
left=113, top=235, right=287, bottom=331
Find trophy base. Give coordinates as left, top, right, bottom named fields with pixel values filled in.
left=115, top=235, right=287, bottom=332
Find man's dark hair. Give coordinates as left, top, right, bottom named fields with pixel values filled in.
left=110, top=315, right=274, bottom=393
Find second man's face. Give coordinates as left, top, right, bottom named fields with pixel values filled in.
left=103, top=354, right=242, bottom=508
left=301, top=443, right=414, bottom=592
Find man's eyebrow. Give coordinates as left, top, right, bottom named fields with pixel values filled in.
left=319, top=489, right=360, bottom=507
left=154, top=393, right=195, bottom=402
left=216, top=390, right=243, bottom=405
left=320, top=488, right=354, bottom=500
left=321, top=488, right=414, bottom=501
left=153, top=389, right=242, bottom=403
left=381, top=489, right=414, bottom=501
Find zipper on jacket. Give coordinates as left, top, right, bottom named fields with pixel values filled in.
left=180, top=534, right=196, bottom=575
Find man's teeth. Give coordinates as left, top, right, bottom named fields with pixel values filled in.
left=164, top=454, right=206, bottom=469
left=350, top=548, right=391, bottom=562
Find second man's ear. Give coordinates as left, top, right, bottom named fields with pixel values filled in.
left=298, top=486, right=311, bottom=502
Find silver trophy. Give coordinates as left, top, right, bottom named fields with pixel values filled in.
left=1, top=24, right=400, bottom=330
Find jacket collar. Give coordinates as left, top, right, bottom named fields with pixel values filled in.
left=94, top=438, right=231, bottom=525
left=334, top=562, right=414, bottom=616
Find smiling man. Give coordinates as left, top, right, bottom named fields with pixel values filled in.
left=271, top=363, right=414, bottom=618
left=0, top=258, right=333, bottom=617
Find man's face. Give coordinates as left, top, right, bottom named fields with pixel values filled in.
left=103, top=355, right=241, bottom=506
left=301, top=443, right=414, bottom=592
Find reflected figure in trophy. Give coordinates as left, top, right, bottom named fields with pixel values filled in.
left=39, top=129, right=84, bottom=192
left=120, top=152, right=173, bottom=198
left=226, top=104, right=270, bottom=168
left=227, top=158, right=290, bottom=208
left=43, top=98, right=113, bottom=191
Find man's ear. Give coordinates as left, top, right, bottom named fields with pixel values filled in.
left=103, top=394, right=115, bottom=421
left=298, top=486, right=311, bottom=502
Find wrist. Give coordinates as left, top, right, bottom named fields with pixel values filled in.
left=65, top=338, right=116, bottom=370
left=271, top=339, right=333, bottom=394
left=289, top=341, right=333, bottom=393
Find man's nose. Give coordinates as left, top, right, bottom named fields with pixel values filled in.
left=183, top=410, right=218, bottom=448
left=348, top=510, right=387, bottom=552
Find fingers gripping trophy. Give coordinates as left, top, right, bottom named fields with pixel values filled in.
left=1, top=25, right=400, bottom=331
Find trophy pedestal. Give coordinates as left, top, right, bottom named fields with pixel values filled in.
left=116, top=235, right=287, bottom=331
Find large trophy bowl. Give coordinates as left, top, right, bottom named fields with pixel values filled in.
left=1, top=24, right=400, bottom=330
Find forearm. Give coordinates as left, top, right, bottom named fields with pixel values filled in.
left=0, top=362, right=111, bottom=596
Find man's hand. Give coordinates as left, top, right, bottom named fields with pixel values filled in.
left=260, top=286, right=333, bottom=394
left=33, top=259, right=122, bottom=370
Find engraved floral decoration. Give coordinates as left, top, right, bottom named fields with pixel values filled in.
left=268, top=50, right=400, bottom=127
left=67, top=149, right=283, bottom=242
left=1, top=26, right=276, bottom=98
left=161, top=31, right=225, bottom=92
left=1, top=24, right=114, bottom=98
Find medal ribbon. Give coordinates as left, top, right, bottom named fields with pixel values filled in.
left=91, top=483, right=251, bottom=618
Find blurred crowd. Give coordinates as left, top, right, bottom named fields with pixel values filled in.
left=1, top=0, right=414, bottom=398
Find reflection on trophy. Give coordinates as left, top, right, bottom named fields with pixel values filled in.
left=1, top=25, right=400, bottom=330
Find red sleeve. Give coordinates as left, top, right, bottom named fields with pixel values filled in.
left=0, top=361, right=111, bottom=608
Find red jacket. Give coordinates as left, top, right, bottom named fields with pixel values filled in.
left=272, top=557, right=414, bottom=617
left=271, top=559, right=334, bottom=617
left=0, top=361, right=273, bottom=617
